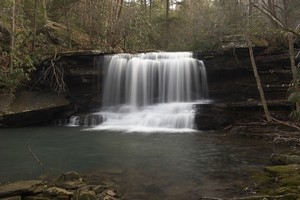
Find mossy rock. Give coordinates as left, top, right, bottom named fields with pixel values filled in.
left=275, top=186, right=300, bottom=195
left=280, top=175, right=300, bottom=187
left=270, top=154, right=300, bottom=165
left=265, top=164, right=300, bottom=174
left=253, top=38, right=269, bottom=47
left=251, top=171, right=273, bottom=186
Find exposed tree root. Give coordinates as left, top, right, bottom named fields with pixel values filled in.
left=31, top=50, right=67, bottom=95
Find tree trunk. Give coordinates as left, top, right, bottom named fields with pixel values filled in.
left=10, top=0, right=16, bottom=71
left=288, top=34, right=300, bottom=113
left=63, top=0, right=72, bottom=48
left=42, top=0, right=47, bottom=23
left=117, top=0, right=124, bottom=19
left=149, top=0, right=153, bottom=16
left=248, top=41, right=272, bottom=122
left=32, top=0, right=38, bottom=51
left=165, top=0, right=170, bottom=49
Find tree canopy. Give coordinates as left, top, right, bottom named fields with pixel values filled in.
left=1, top=0, right=300, bottom=93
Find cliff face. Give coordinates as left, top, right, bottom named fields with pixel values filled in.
left=38, top=48, right=292, bottom=110
left=193, top=48, right=294, bottom=130
left=1, top=49, right=294, bottom=128
left=195, top=49, right=291, bottom=102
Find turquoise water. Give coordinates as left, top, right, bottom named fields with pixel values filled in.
left=0, top=127, right=279, bottom=199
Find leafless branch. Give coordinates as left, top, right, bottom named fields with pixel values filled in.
left=27, top=144, right=46, bottom=170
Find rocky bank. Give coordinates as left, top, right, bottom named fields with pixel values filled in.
left=0, top=171, right=124, bottom=200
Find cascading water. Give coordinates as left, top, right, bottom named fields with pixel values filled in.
left=87, top=52, right=209, bottom=132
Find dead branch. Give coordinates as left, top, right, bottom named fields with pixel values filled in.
left=252, top=3, right=300, bottom=37
left=27, top=144, right=46, bottom=170
left=31, top=50, right=68, bottom=95
left=271, top=117, right=300, bottom=132
left=273, top=134, right=300, bottom=144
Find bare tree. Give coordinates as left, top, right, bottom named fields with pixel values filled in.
left=32, top=0, right=38, bottom=51
left=248, top=39, right=272, bottom=122
left=10, top=0, right=16, bottom=71
left=252, top=0, right=300, bottom=115
left=63, top=0, right=72, bottom=48
left=165, top=0, right=170, bottom=49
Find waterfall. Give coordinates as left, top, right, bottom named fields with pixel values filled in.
left=89, top=52, right=209, bottom=132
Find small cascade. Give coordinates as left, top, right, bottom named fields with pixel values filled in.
left=67, top=116, right=80, bottom=126
left=65, top=114, right=104, bottom=127
left=88, top=52, right=209, bottom=132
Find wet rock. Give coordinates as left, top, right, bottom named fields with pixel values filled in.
left=1, top=196, right=22, bottom=200
left=0, top=180, right=44, bottom=198
left=103, top=195, right=118, bottom=200
left=94, top=185, right=107, bottom=194
left=55, top=171, right=86, bottom=190
left=57, top=171, right=81, bottom=182
left=23, top=196, right=50, bottom=200
left=0, top=91, right=70, bottom=127
left=0, top=171, right=125, bottom=200
left=76, top=191, right=96, bottom=200
left=45, top=187, right=73, bottom=197
left=106, top=190, right=116, bottom=197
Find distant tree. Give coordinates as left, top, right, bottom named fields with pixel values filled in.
left=10, top=0, right=16, bottom=71
left=252, top=0, right=300, bottom=119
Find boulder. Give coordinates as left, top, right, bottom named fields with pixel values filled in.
left=0, top=180, right=44, bottom=198
left=270, top=154, right=300, bottom=165
left=44, top=187, right=73, bottom=197
left=55, top=171, right=86, bottom=190
left=0, top=91, right=70, bottom=127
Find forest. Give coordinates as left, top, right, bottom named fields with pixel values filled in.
left=2, top=1, right=300, bottom=199
left=0, top=0, right=299, bottom=94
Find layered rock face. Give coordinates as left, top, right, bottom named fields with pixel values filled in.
left=1, top=49, right=294, bottom=128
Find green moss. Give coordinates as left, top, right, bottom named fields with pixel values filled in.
left=265, top=165, right=300, bottom=174
left=280, top=176, right=300, bottom=187
left=253, top=38, right=269, bottom=47
left=251, top=171, right=272, bottom=186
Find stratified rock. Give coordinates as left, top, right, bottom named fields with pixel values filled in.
left=0, top=180, right=44, bottom=198
left=0, top=91, right=70, bottom=127
left=23, top=196, right=49, bottom=200
left=1, top=196, right=22, bottom=200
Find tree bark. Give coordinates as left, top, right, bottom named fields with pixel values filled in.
left=63, top=0, right=72, bottom=48
left=288, top=34, right=300, bottom=113
left=248, top=41, right=272, bottom=122
left=31, top=0, right=38, bottom=51
left=42, top=0, right=47, bottom=23
left=117, top=0, right=124, bottom=19
left=165, top=0, right=170, bottom=49
left=149, top=0, right=153, bottom=16
left=10, top=0, right=16, bottom=71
